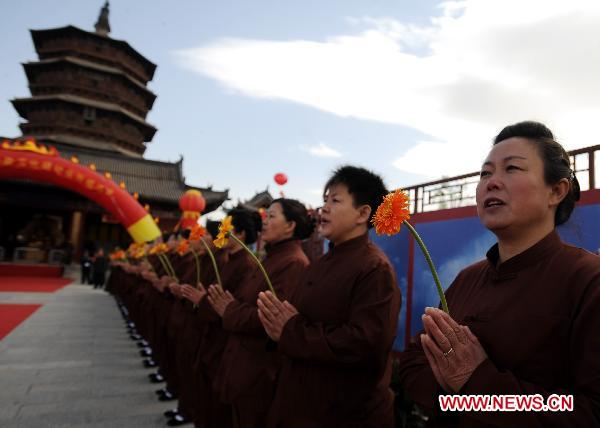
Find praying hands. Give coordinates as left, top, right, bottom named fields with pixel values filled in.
left=257, top=291, right=298, bottom=341
left=207, top=284, right=235, bottom=316
left=180, top=283, right=206, bottom=305
left=420, top=307, right=487, bottom=393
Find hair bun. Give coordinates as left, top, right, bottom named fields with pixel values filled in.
left=571, top=173, right=581, bottom=202
left=271, top=198, right=315, bottom=240
left=228, top=207, right=261, bottom=245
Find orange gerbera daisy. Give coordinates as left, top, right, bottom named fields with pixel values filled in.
left=219, top=216, right=234, bottom=235
left=372, top=189, right=450, bottom=314
left=213, top=216, right=234, bottom=249
left=148, top=243, right=168, bottom=255
left=133, top=248, right=146, bottom=260
left=110, top=250, right=126, bottom=261
left=126, top=242, right=142, bottom=258
left=213, top=232, right=228, bottom=249
left=372, top=189, right=411, bottom=236
left=176, top=239, right=190, bottom=256
left=189, top=224, right=207, bottom=241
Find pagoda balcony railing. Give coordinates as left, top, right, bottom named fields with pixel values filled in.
left=21, top=121, right=142, bottom=142
left=39, top=48, right=148, bottom=85
left=31, top=83, right=149, bottom=118
left=405, top=144, right=599, bottom=214
left=19, top=122, right=145, bottom=154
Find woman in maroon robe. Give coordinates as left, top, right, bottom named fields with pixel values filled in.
left=397, top=121, right=600, bottom=426
left=207, top=198, right=313, bottom=427
left=258, top=166, right=402, bottom=427
left=179, top=208, right=262, bottom=428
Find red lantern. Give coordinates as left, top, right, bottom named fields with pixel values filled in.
left=274, top=173, right=288, bottom=186
left=258, top=207, right=267, bottom=220
left=179, top=189, right=206, bottom=212
left=179, top=189, right=206, bottom=229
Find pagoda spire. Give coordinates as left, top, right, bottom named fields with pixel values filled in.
left=94, top=1, right=111, bottom=36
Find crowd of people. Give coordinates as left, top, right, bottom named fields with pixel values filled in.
left=105, top=121, right=599, bottom=427
left=108, top=165, right=401, bottom=427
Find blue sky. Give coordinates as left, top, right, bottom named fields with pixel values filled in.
left=2, top=1, right=599, bottom=214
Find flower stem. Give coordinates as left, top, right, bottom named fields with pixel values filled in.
left=143, top=255, right=156, bottom=274
left=159, top=253, right=178, bottom=282
left=403, top=220, right=449, bottom=314
left=156, top=253, right=170, bottom=276
left=228, top=233, right=276, bottom=297
left=190, top=247, right=201, bottom=288
left=199, top=239, right=222, bottom=289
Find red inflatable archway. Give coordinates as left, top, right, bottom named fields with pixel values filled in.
left=0, top=140, right=161, bottom=243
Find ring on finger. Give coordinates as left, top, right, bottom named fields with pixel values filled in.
left=443, top=347, right=454, bottom=357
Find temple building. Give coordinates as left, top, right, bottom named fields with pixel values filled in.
left=0, top=2, right=228, bottom=263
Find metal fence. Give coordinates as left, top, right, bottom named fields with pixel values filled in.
left=12, top=247, right=65, bottom=264
left=404, top=144, right=599, bottom=214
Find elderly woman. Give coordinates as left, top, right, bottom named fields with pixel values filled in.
left=397, top=121, right=600, bottom=426
left=207, top=198, right=313, bottom=428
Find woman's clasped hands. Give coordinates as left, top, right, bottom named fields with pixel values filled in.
left=420, top=307, right=488, bottom=393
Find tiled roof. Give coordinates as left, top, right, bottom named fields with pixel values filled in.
left=24, top=57, right=156, bottom=101
left=244, top=190, right=273, bottom=208
left=14, top=140, right=229, bottom=212
left=12, top=95, right=156, bottom=138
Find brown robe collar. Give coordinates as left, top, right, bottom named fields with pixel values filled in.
left=265, top=237, right=300, bottom=256
left=326, top=232, right=369, bottom=257
left=485, top=230, right=562, bottom=279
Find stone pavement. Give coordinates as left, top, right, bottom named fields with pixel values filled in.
left=0, top=269, right=182, bottom=427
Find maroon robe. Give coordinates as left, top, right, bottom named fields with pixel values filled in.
left=267, top=233, right=402, bottom=427
left=193, top=248, right=258, bottom=428
left=176, top=246, right=226, bottom=423
left=170, top=251, right=204, bottom=421
left=397, top=230, right=600, bottom=427
left=215, top=239, right=310, bottom=427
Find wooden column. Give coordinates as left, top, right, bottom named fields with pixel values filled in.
left=69, top=211, right=83, bottom=260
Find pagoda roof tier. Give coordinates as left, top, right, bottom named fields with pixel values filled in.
left=12, top=94, right=157, bottom=141
left=31, top=26, right=156, bottom=83
left=245, top=189, right=274, bottom=208
left=23, top=57, right=156, bottom=109
left=231, top=190, right=274, bottom=212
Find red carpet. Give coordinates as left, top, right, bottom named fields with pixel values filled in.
left=0, top=304, right=42, bottom=340
left=0, top=277, right=72, bottom=293
left=0, top=264, right=63, bottom=277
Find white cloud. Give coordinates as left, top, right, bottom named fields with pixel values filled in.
left=299, top=142, right=343, bottom=158
left=175, top=0, right=600, bottom=178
